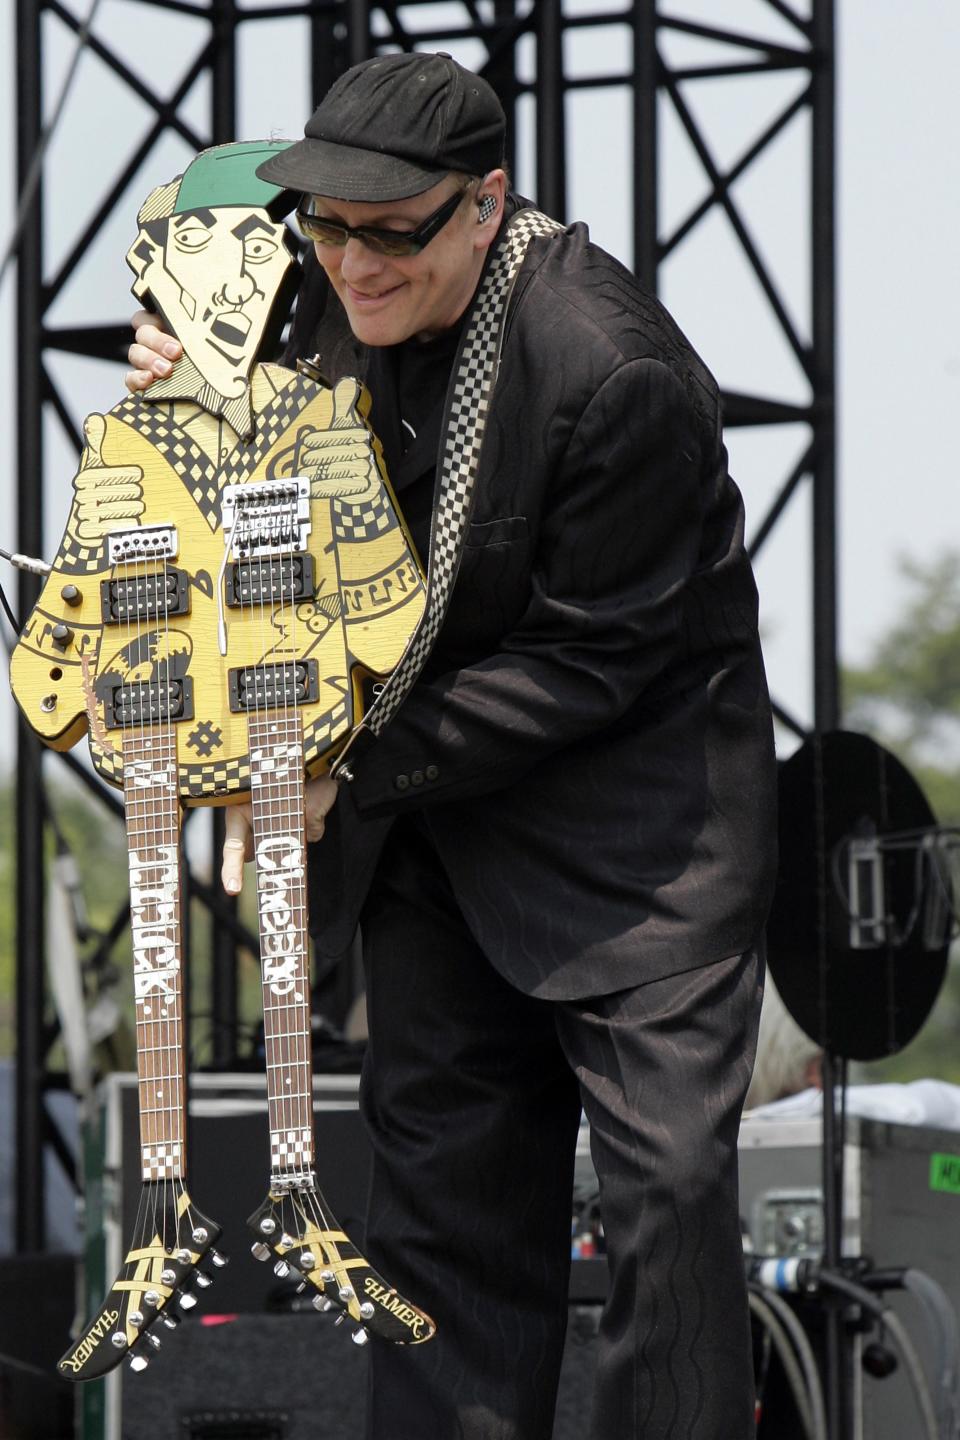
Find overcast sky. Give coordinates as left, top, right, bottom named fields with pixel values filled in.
left=0, top=0, right=957, bottom=759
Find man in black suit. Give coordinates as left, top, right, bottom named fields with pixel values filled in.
left=130, top=52, right=777, bottom=1440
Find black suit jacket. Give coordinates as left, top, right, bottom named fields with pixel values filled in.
left=292, top=210, right=778, bottom=1000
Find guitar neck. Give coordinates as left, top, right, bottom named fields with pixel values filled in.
left=248, top=711, right=315, bottom=1182
left=122, top=727, right=186, bottom=1183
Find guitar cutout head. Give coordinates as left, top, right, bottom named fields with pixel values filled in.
left=126, top=142, right=300, bottom=404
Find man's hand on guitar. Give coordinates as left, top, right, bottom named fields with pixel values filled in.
left=66, top=414, right=146, bottom=545
left=220, top=775, right=340, bottom=894
left=126, top=309, right=182, bottom=392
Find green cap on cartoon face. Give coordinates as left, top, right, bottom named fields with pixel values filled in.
left=174, top=141, right=296, bottom=217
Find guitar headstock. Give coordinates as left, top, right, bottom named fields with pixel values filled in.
left=248, top=1186, right=436, bottom=1347
left=59, top=1187, right=226, bottom=1381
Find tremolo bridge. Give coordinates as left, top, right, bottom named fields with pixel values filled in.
left=217, top=477, right=312, bottom=655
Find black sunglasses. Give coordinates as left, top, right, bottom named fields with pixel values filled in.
left=295, top=185, right=474, bottom=258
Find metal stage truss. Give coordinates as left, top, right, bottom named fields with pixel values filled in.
left=12, top=0, right=835, bottom=1249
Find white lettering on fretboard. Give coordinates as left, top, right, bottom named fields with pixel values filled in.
left=250, top=742, right=300, bottom=786
left=126, top=758, right=177, bottom=790
left=256, top=834, right=305, bottom=998
left=129, top=844, right=180, bottom=1009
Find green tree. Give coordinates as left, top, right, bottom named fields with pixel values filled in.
left=844, top=549, right=960, bottom=1082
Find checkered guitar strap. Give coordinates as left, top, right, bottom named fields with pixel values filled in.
left=333, top=206, right=563, bottom=763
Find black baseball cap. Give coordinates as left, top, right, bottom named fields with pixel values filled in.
left=256, top=52, right=505, bottom=202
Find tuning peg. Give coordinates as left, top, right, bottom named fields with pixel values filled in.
left=333, top=1315, right=346, bottom=1327
left=176, top=1248, right=192, bottom=1265
left=178, top=1291, right=198, bottom=1311
left=338, top=1285, right=355, bottom=1303
left=258, top=1217, right=277, bottom=1236
left=128, top=1310, right=144, bottom=1329
left=161, top=1313, right=180, bottom=1330
left=312, top=1295, right=336, bottom=1313
left=250, top=1242, right=271, bottom=1262
left=143, top=1290, right=160, bottom=1310
left=160, top=1267, right=177, bottom=1286
left=210, top=1249, right=229, bottom=1268
left=111, top=1333, right=128, bottom=1351
left=195, top=1272, right=213, bottom=1289
left=192, top=1227, right=210, bottom=1244
left=359, top=1302, right=375, bottom=1321
left=129, top=1354, right=150, bottom=1373
left=295, top=1280, right=308, bottom=1294
left=274, top=1260, right=291, bottom=1279
left=146, top=1333, right=161, bottom=1351
left=299, top=1250, right=316, bottom=1271
left=351, top=1329, right=369, bottom=1347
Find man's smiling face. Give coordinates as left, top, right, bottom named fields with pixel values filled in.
left=136, top=205, right=293, bottom=397
left=310, top=177, right=490, bottom=347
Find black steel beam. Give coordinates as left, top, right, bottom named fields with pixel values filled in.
left=15, top=0, right=47, bottom=1255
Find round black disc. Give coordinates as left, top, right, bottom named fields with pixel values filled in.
left=767, top=730, right=949, bottom=1061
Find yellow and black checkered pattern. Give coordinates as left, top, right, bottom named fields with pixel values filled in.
left=116, top=397, right=221, bottom=530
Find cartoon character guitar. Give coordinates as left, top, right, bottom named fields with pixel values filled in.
left=10, top=141, right=434, bottom=1378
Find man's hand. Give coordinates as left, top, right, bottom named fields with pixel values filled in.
left=220, top=775, right=340, bottom=895
left=298, top=377, right=383, bottom=505
left=126, top=309, right=182, bottom=393
left=66, top=414, right=146, bottom=545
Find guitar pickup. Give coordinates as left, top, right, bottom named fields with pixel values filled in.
left=103, top=677, right=194, bottom=729
left=225, top=555, right=315, bottom=608
left=228, top=661, right=319, bottom=713
left=100, top=569, right=189, bottom=624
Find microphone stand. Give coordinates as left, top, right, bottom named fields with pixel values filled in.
left=820, top=1047, right=850, bottom=1440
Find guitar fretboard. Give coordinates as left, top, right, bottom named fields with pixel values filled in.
left=122, top=727, right=185, bottom=1182
left=248, top=712, right=314, bottom=1181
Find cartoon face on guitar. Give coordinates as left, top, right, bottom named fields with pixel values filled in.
left=126, top=141, right=297, bottom=399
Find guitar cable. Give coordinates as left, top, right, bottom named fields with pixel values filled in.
left=0, top=543, right=51, bottom=638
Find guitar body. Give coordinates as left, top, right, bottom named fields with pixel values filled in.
left=11, top=142, right=438, bottom=1370
left=10, top=366, right=425, bottom=800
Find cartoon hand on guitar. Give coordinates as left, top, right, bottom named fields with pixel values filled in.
left=297, top=377, right=383, bottom=506
left=66, top=413, right=145, bottom=544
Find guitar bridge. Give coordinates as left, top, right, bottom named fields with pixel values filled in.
left=228, top=661, right=319, bottom=712
left=221, top=478, right=311, bottom=558
left=107, top=525, right=178, bottom=564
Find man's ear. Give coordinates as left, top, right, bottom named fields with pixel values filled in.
left=126, top=228, right=161, bottom=302
left=473, top=169, right=507, bottom=251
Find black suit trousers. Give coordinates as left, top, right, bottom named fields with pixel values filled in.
left=358, top=818, right=763, bottom=1440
